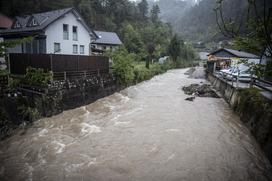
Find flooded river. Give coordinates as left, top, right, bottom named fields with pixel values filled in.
left=0, top=68, right=271, bottom=181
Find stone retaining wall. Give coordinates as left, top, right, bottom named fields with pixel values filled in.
left=207, top=72, right=272, bottom=163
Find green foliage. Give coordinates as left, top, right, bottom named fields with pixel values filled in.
left=111, top=48, right=135, bottom=86
left=168, top=34, right=197, bottom=67
left=9, top=78, right=21, bottom=89
left=0, top=69, right=8, bottom=76
left=111, top=48, right=171, bottom=85
left=133, top=64, right=152, bottom=83
left=150, top=4, right=160, bottom=23
left=239, top=59, right=265, bottom=78
left=168, top=34, right=181, bottom=64
left=0, top=37, right=32, bottom=57
left=22, top=67, right=53, bottom=87
left=133, top=63, right=166, bottom=83
left=18, top=105, right=40, bottom=123
left=138, top=0, right=149, bottom=20
left=123, top=24, right=144, bottom=54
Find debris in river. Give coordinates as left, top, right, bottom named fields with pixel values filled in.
left=182, top=84, right=220, bottom=98
left=185, top=96, right=196, bottom=101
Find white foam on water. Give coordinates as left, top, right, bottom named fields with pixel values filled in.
left=166, top=129, right=180, bottom=132
left=38, top=129, right=48, bottom=137
left=81, top=123, right=101, bottom=134
left=38, top=151, right=47, bottom=165
left=52, top=141, right=66, bottom=154
left=25, top=163, right=34, bottom=181
left=87, top=158, right=97, bottom=166
left=167, top=154, right=175, bottom=160
left=117, top=93, right=130, bottom=103
left=111, top=114, right=121, bottom=121
left=114, top=121, right=131, bottom=126
left=65, top=163, right=85, bottom=173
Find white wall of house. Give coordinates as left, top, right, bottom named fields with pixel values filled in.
left=45, top=12, right=91, bottom=55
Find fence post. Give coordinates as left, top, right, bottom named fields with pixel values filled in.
left=64, top=71, right=66, bottom=80
left=84, top=71, right=86, bottom=79
left=50, top=54, right=53, bottom=71
left=7, top=53, right=10, bottom=74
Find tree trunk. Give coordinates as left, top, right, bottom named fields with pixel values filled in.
left=146, top=56, right=150, bottom=69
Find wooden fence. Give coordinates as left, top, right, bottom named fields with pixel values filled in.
left=9, top=53, right=110, bottom=75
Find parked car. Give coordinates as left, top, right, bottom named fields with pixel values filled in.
left=219, top=67, right=236, bottom=77
left=225, top=65, right=249, bottom=81
left=232, top=69, right=256, bottom=82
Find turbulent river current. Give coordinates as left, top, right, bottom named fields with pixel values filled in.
left=0, top=68, right=271, bottom=181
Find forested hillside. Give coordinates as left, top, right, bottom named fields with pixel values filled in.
left=152, top=0, right=272, bottom=45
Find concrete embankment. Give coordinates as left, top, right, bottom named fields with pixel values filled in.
left=207, top=72, right=272, bottom=163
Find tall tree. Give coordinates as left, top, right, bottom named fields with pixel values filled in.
left=138, top=0, right=148, bottom=20
left=215, top=0, right=272, bottom=55
left=123, top=24, right=144, bottom=54
left=150, top=4, right=160, bottom=23
left=168, top=34, right=181, bottom=66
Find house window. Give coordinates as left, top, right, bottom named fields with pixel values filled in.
left=73, top=26, right=78, bottom=41
left=103, top=46, right=107, bottom=50
left=29, top=19, right=38, bottom=26
left=73, top=44, right=78, bottom=54
left=54, top=43, right=61, bottom=53
left=80, top=45, right=84, bottom=54
left=63, top=24, right=69, bottom=40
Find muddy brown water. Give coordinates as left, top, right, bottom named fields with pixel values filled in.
left=0, top=68, right=271, bottom=181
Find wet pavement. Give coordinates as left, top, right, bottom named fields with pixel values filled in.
left=0, top=68, right=271, bottom=181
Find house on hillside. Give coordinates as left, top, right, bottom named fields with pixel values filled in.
left=0, top=8, right=98, bottom=55
left=91, top=31, right=122, bottom=55
left=207, top=48, right=259, bottom=71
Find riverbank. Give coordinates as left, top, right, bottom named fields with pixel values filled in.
left=206, top=71, right=272, bottom=163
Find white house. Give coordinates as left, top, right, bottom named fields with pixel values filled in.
left=0, top=8, right=98, bottom=55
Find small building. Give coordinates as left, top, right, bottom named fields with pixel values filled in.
left=207, top=48, right=259, bottom=71
left=91, top=31, right=122, bottom=55
left=0, top=8, right=97, bottom=55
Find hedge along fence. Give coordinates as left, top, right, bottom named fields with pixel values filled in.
left=9, top=53, right=110, bottom=75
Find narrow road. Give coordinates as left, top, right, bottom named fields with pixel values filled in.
left=0, top=68, right=271, bottom=181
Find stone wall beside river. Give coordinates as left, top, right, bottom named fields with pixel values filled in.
left=207, top=72, right=272, bottom=163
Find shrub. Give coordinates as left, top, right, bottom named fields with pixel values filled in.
left=133, top=64, right=151, bottom=83
left=22, top=67, right=52, bottom=87
left=111, top=48, right=135, bottom=86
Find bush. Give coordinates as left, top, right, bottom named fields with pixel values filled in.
left=0, top=69, right=8, bottom=76
left=133, top=64, right=151, bottom=83
left=22, top=67, right=52, bottom=87
left=111, top=48, right=135, bottom=86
